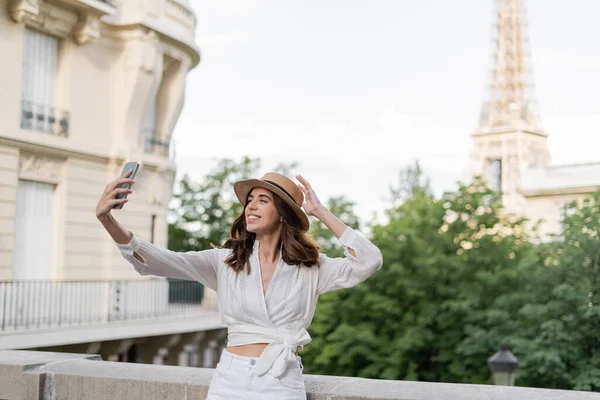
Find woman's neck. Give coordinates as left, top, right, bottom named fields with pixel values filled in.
left=255, top=232, right=281, bottom=264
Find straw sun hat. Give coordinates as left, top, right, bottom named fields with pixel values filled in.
left=233, top=172, right=310, bottom=231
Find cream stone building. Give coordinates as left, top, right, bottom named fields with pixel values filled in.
left=0, top=0, right=199, bottom=280
left=0, top=0, right=228, bottom=365
left=469, top=0, right=600, bottom=238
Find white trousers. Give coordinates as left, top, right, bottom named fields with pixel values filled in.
left=206, top=349, right=307, bottom=400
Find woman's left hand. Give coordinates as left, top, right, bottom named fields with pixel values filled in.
left=296, top=175, right=324, bottom=217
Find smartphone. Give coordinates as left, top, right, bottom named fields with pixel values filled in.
left=113, top=161, right=139, bottom=209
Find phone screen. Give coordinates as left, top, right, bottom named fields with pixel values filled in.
left=113, top=161, right=139, bottom=209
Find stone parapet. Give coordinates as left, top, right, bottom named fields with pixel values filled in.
left=1, top=350, right=599, bottom=400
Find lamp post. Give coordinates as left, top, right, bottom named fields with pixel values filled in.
left=488, top=344, right=519, bottom=386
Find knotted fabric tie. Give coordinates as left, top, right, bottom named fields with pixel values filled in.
left=227, top=325, right=311, bottom=378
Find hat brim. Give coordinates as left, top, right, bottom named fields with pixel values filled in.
left=234, top=179, right=310, bottom=232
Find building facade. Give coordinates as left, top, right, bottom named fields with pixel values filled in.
left=0, top=0, right=229, bottom=365
left=0, top=0, right=199, bottom=280
left=469, top=0, right=600, bottom=237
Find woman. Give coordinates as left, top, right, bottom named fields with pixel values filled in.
left=96, top=171, right=383, bottom=399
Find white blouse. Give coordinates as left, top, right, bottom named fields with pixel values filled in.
left=116, top=227, right=383, bottom=377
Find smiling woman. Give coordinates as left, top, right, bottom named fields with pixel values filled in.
left=96, top=171, right=383, bottom=400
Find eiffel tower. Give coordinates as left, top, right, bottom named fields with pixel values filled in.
left=469, top=0, right=551, bottom=211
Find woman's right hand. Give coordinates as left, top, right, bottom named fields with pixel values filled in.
left=96, top=169, right=135, bottom=222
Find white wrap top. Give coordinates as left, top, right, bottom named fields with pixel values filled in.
left=116, top=227, right=382, bottom=377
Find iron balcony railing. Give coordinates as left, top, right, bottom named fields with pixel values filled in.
left=96, top=0, right=116, bottom=6
left=0, top=279, right=218, bottom=332
left=20, top=100, right=69, bottom=137
left=144, top=131, right=176, bottom=160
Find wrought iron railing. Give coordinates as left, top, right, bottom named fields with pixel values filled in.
left=0, top=279, right=218, bottom=332
left=144, top=131, right=175, bottom=160
left=20, top=100, right=69, bottom=137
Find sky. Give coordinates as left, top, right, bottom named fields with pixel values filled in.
left=173, top=0, right=600, bottom=223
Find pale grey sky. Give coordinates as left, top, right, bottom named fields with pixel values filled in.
left=174, top=0, right=600, bottom=223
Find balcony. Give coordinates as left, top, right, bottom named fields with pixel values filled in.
left=20, top=100, right=69, bottom=137
left=103, top=0, right=199, bottom=66
left=0, top=279, right=219, bottom=349
left=165, top=0, right=196, bottom=32
left=1, top=350, right=597, bottom=400
left=54, top=0, right=116, bottom=14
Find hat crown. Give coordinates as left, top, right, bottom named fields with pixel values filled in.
left=260, top=172, right=304, bottom=206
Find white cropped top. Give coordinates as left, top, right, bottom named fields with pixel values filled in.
left=116, top=227, right=383, bottom=377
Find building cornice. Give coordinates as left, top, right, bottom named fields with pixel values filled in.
left=8, top=0, right=115, bottom=45
left=102, top=20, right=200, bottom=68
left=0, top=131, right=176, bottom=173
left=472, top=124, right=548, bottom=138
left=520, top=185, right=600, bottom=198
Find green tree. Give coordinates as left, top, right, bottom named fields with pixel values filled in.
left=166, top=156, right=600, bottom=390
left=390, top=160, right=431, bottom=203
left=302, top=195, right=366, bottom=372
left=303, top=176, right=536, bottom=386
left=168, top=158, right=301, bottom=252
left=432, top=179, right=535, bottom=384
left=309, top=196, right=361, bottom=258
left=168, top=156, right=260, bottom=252
left=165, top=157, right=260, bottom=302
left=509, top=193, right=600, bottom=390
left=303, top=163, right=435, bottom=378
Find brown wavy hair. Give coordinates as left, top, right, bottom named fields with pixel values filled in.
left=222, top=189, right=320, bottom=274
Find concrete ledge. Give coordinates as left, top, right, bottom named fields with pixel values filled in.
left=1, top=350, right=599, bottom=400
left=0, top=314, right=223, bottom=350
left=0, top=351, right=101, bottom=400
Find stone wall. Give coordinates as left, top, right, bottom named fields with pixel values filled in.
left=1, top=350, right=599, bottom=400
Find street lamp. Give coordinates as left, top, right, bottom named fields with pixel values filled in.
left=488, top=344, right=519, bottom=386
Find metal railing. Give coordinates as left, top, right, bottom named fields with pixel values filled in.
left=0, top=279, right=218, bottom=332
left=20, top=100, right=69, bottom=137
left=144, top=131, right=176, bottom=160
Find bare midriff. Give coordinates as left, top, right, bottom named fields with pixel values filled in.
left=226, top=343, right=269, bottom=357
left=226, top=343, right=301, bottom=358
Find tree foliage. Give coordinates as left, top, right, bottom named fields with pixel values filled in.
left=509, top=194, right=600, bottom=390
left=310, top=196, right=361, bottom=258
left=304, top=177, right=535, bottom=383
left=390, top=160, right=431, bottom=203
left=167, top=157, right=600, bottom=391
left=168, top=157, right=298, bottom=252
left=168, top=156, right=259, bottom=252
left=303, top=170, right=600, bottom=391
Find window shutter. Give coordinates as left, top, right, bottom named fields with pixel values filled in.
left=13, top=180, right=55, bottom=280
left=143, top=95, right=158, bottom=153
left=22, top=28, right=58, bottom=105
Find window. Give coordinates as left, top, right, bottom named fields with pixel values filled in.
left=13, top=180, right=55, bottom=280
left=142, top=54, right=181, bottom=158
left=142, top=95, right=158, bottom=154
left=488, top=159, right=502, bottom=192
left=558, top=200, right=577, bottom=219
left=21, top=28, right=69, bottom=136
left=557, top=200, right=577, bottom=236
left=143, top=87, right=171, bottom=157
